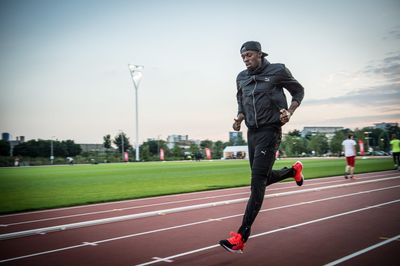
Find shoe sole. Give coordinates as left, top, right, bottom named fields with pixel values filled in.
left=296, top=177, right=303, bottom=186
left=295, top=161, right=304, bottom=186
left=219, top=242, right=243, bottom=254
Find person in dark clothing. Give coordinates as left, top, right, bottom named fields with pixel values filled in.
left=219, top=41, right=305, bottom=253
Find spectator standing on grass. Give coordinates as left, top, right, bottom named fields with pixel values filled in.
left=219, top=41, right=305, bottom=253
left=342, top=134, right=357, bottom=179
left=390, top=134, right=400, bottom=170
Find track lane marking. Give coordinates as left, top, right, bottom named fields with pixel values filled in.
left=136, top=199, right=400, bottom=265
left=1, top=176, right=399, bottom=240
left=1, top=185, right=399, bottom=264
left=324, top=234, right=400, bottom=266
left=0, top=170, right=395, bottom=221
left=0, top=177, right=368, bottom=226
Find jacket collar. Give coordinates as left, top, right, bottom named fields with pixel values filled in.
left=247, top=58, right=270, bottom=75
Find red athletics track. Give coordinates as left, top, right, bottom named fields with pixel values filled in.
left=0, top=170, right=399, bottom=266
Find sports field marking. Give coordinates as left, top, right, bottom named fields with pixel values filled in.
left=1, top=171, right=395, bottom=227
left=0, top=170, right=393, bottom=219
left=1, top=185, right=398, bottom=264
left=151, top=257, right=173, bottom=263
left=324, top=234, right=400, bottom=266
left=1, top=176, right=399, bottom=240
left=91, top=184, right=400, bottom=245
left=136, top=199, right=400, bottom=266
left=0, top=243, right=90, bottom=263
left=0, top=178, right=345, bottom=226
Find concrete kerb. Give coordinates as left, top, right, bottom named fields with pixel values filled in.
left=1, top=176, right=399, bottom=241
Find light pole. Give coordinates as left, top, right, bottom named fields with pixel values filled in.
left=364, top=131, right=372, bottom=155
left=120, top=131, right=124, bottom=162
left=50, top=136, right=55, bottom=164
left=128, top=64, right=144, bottom=162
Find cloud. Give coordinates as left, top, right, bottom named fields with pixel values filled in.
left=306, top=50, right=400, bottom=108
left=319, top=113, right=400, bottom=127
left=383, top=26, right=400, bottom=40
left=363, top=52, right=400, bottom=82
left=303, top=83, right=400, bottom=107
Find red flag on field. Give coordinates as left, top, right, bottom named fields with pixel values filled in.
left=124, top=152, right=129, bottom=162
left=205, top=148, right=211, bottom=160
left=160, top=148, right=165, bottom=161
left=358, top=139, right=364, bottom=156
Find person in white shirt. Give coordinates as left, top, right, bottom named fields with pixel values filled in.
left=342, top=134, right=357, bottom=179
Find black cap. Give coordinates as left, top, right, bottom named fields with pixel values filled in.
left=240, top=41, right=268, bottom=57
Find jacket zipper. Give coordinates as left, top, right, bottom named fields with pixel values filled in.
left=252, top=75, right=259, bottom=128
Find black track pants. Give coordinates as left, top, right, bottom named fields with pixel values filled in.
left=393, top=152, right=400, bottom=166
left=238, top=126, right=294, bottom=242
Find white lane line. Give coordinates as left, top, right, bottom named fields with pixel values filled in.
left=1, top=176, right=399, bottom=240
left=379, top=236, right=400, bottom=242
left=151, top=257, right=173, bottom=263
left=1, top=192, right=252, bottom=227
left=324, top=234, right=400, bottom=266
left=0, top=243, right=90, bottom=263
left=1, top=170, right=394, bottom=226
left=136, top=199, right=400, bottom=266
left=0, top=185, right=251, bottom=218
left=92, top=185, right=400, bottom=245
left=1, top=185, right=399, bottom=264
left=0, top=176, right=370, bottom=227
left=82, top=242, right=98, bottom=246
left=0, top=170, right=394, bottom=220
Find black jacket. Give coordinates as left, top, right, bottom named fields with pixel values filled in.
left=236, top=59, right=304, bottom=129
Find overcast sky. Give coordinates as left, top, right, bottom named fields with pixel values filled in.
left=0, top=0, right=399, bottom=144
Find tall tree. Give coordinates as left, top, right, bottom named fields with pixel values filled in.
left=113, top=132, right=132, bottom=153
left=0, top=140, right=10, bottom=156
left=200, top=140, right=213, bottom=149
left=288, top=129, right=301, bottom=137
left=330, top=129, right=349, bottom=155
left=103, top=134, right=112, bottom=149
left=212, top=141, right=226, bottom=159
left=308, top=134, right=329, bottom=156
left=281, top=135, right=307, bottom=157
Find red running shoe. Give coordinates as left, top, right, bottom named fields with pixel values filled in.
left=219, top=232, right=244, bottom=253
left=292, top=161, right=304, bottom=186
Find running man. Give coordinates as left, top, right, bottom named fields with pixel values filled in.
left=390, top=134, right=400, bottom=170
left=219, top=41, right=305, bottom=253
left=342, top=134, right=357, bottom=179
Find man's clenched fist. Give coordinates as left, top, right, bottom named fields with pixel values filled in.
left=280, top=109, right=291, bottom=125
left=233, top=113, right=245, bottom=131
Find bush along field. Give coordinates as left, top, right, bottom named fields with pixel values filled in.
left=0, top=157, right=393, bottom=214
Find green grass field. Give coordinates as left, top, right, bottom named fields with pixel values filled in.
left=0, top=157, right=393, bottom=214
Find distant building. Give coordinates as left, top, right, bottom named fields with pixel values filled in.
left=374, top=122, right=398, bottom=130
left=2, top=132, right=10, bottom=141
left=2, top=133, right=25, bottom=156
left=166, top=134, right=200, bottom=149
left=79, top=144, right=107, bottom=153
left=301, top=126, right=344, bottom=140
left=229, top=131, right=243, bottom=145
left=223, top=145, right=248, bottom=159
left=16, top=136, right=25, bottom=142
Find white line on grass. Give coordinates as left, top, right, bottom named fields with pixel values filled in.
left=135, top=199, right=400, bottom=266
left=1, top=185, right=399, bottom=264
left=1, top=176, right=399, bottom=240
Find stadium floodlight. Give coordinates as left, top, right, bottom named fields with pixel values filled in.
left=128, top=64, right=144, bottom=162
left=50, top=136, right=55, bottom=165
